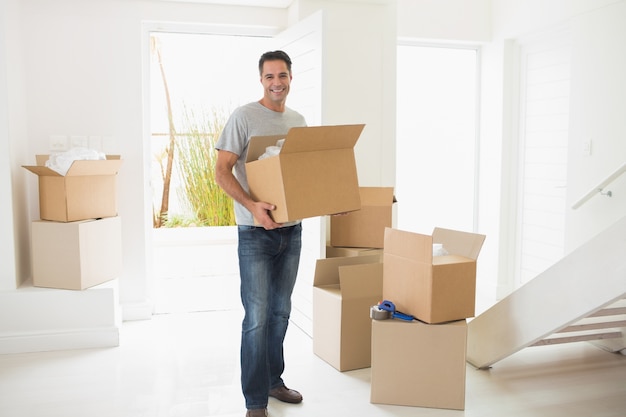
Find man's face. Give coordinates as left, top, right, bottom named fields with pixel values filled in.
left=260, top=59, right=292, bottom=105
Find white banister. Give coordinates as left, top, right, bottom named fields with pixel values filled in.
left=571, top=162, right=626, bottom=209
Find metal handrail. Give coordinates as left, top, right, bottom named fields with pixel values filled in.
left=572, top=162, right=626, bottom=209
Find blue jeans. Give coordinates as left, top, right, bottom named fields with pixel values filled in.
left=237, top=223, right=302, bottom=410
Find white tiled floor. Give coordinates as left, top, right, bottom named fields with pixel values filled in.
left=1, top=307, right=625, bottom=417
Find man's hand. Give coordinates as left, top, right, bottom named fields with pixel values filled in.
left=252, top=202, right=283, bottom=230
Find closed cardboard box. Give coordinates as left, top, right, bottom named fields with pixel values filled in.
left=23, top=155, right=122, bottom=222
left=31, top=217, right=123, bottom=290
left=330, top=187, right=396, bottom=248
left=313, top=255, right=382, bottom=371
left=382, top=227, right=485, bottom=324
left=245, top=124, right=363, bottom=224
left=370, top=318, right=467, bottom=410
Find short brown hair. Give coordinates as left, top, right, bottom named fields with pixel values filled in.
left=258, top=50, right=292, bottom=75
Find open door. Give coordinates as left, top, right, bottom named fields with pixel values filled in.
left=272, top=11, right=324, bottom=336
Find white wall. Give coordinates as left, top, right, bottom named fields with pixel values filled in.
left=492, top=0, right=622, bottom=38
left=294, top=0, right=397, bottom=187
left=0, top=0, right=17, bottom=291
left=397, top=0, right=491, bottom=42
left=487, top=0, right=626, bottom=256
left=1, top=0, right=26, bottom=292
left=565, top=1, right=626, bottom=248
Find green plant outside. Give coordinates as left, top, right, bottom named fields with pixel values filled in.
left=172, top=108, right=236, bottom=227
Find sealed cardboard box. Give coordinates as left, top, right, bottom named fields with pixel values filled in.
left=325, top=245, right=383, bottom=259
left=23, top=155, right=122, bottom=222
left=245, top=124, right=363, bottom=224
left=31, top=217, right=123, bottom=290
left=330, top=187, right=396, bottom=248
left=382, top=227, right=485, bottom=324
left=370, top=318, right=467, bottom=410
left=313, top=255, right=382, bottom=371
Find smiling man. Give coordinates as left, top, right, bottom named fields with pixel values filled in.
left=214, top=50, right=307, bottom=417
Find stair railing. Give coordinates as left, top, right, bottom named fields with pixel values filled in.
left=571, top=162, right=626, bottom=209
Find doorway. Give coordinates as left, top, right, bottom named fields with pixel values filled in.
left=146, top=17, right=324, bottom=320
left=148, top=30, right=271, bottom=314
left=396, top=43, right=480, bottom=235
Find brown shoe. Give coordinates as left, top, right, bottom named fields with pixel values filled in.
left=268, top=385, right=303, bottom=404
left=245, top=408, right=267, bottom=417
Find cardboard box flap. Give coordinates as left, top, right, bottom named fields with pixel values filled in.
left=245, top=135, right=286, bottom=163
left=35, top=155, right=50, bottom=165
left=313, top=254, right=381, bottom=287
left=432, top=227, right=485, bottom=260
left=338, top=263, right=383, bottom=299
left=23, top=165, right=63, bottom=177
left=66, top=158, right=122, bottom=176
left=383, top=227, right=432, bottom=261
left=280, top=124, right=365, bottom=154
left=23, top=155, right=122, bottom=177
left=360, top=187, right=396, bottom=206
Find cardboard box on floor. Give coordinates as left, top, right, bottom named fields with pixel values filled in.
left=31, top=217, right=123, bottom=290
left=382, top=227, right=485, bottom=324
left=325, top=245, right=383, bottom=259
left=313, top=255, right=382, bottom=372
left=370, top=318, right=467, bottom=410
left=245, top=124, right=364, bottom=224
left=330, top=187, right=396, bottom=248
left=23, top=155, right=122, bottom=222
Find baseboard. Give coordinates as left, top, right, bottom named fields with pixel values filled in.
left=0, top=327, right=119, bottom=355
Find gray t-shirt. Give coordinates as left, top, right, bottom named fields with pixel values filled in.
left=215, top=101, right=307, bottom=226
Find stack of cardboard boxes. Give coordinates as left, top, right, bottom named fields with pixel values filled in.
left=312, top=186, right=396, bottom=371
left=311, top=185, right=485, bottom=411
left=23, top=154, right=123, bottom=290
left=371, top=227, right=485, bottom=410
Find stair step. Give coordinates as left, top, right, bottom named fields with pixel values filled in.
left=531, top=331, right=623, bottom=346
left=558, top=320, right=626, bottom=333
left=588, top=306, right=626, bottom=317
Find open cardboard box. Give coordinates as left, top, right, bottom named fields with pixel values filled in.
left=312, top=254, right=382, bottom=371
left=382, top=227, right=485, bottom=324
left=330, top=186, right=396, bottom=248
left=245, top=124, right=364, bottom=224
left=23, top=155, right=122, bottom=222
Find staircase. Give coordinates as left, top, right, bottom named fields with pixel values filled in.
left=467, top=216, right=626, bottom=369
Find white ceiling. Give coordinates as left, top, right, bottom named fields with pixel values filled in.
left=161, top=0, right=390, bottom=8
left=162, top=0, right=294, bottom=8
